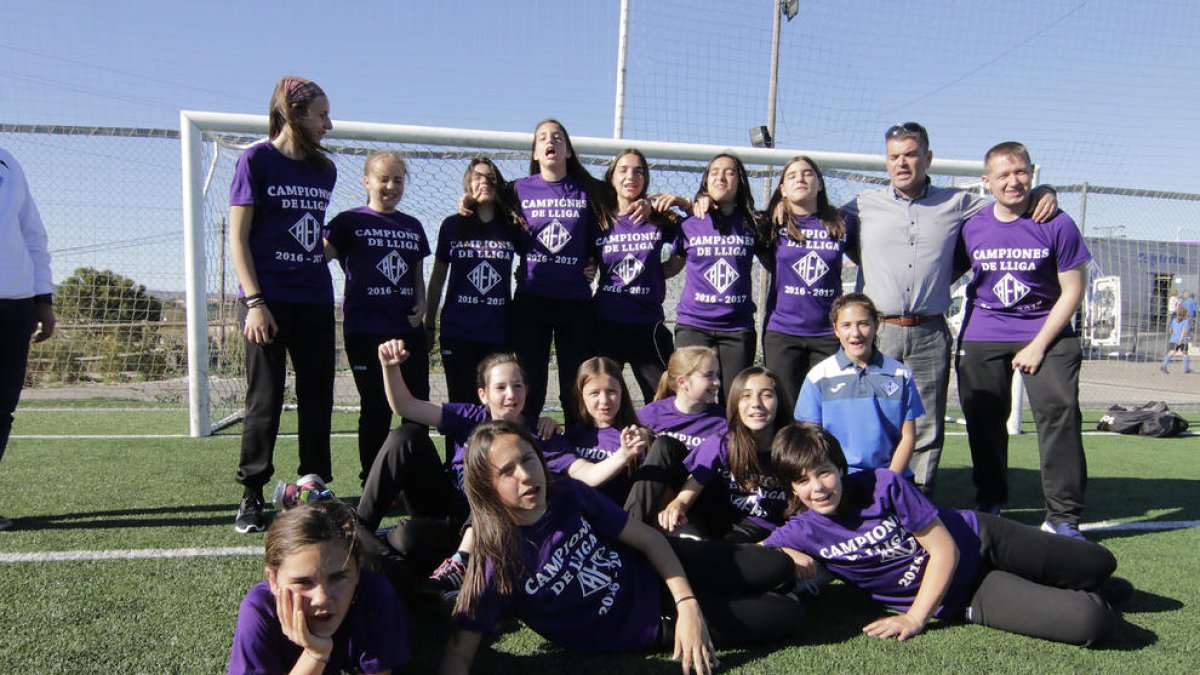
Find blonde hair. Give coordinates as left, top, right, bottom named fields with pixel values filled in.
left=654, top=346, right=717, bottom=401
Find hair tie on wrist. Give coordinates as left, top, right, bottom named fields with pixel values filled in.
left=675, top=595, right=696, bottom=606
left=304, top=649, right=330, bottom=664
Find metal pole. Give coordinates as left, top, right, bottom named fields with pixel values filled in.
left=767, top=0, right=782, bottom=141
left=181, top=111, right=211, bottom=437
left=613, top=0, right=631, bottom=139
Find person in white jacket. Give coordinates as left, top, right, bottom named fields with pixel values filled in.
left=0, top=147, right=55, bottom=531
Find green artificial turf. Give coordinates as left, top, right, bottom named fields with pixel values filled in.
left=0, top=409, right=1197, bottom=673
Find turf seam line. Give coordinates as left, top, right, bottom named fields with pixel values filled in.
left=0, top=546, right=260, bottom=563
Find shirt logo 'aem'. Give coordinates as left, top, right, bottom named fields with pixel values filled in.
left=289, top=213, right=321, bottom=252
left=467, top=260, right=502, bottom=295
left=792, top=251, right=830, bottom=286
left=538, top=219, right=572, bottom=254
left=705, top=258, right=739, bottom=294
left=992, top=273, right=1030, bottom=307
left=614, top=254, right=645, bottom=285
left=376, top=251, right=409, bottom=285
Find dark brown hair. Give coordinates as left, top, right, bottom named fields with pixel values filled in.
left=724, top=366, right=792, bottom=492
left=267, top=75, right=330, bottom=168
left=264, top=499, right=363, bottom=571
left=527, top=118, right=613, bottom=229
left=763, top=155, right=845, bottom=246
left=695, top=152, right=760, bottom=237
left=575, top=356, right=639, bottom=430
left=770, top=422, right=848, bottom=516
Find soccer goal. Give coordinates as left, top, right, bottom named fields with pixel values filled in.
left=180, top=110, right=985, bottom=437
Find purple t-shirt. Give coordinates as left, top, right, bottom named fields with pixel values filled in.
left=229, top=141, right=336, bottom=304
left=594, top=215, right=678, bottom=324
left=675, top=212, right=757, bottom=331
left=685, top=434, right=790, bottom=531
left=435, top=214, right=518, bottom=343
left=456, top=478, right=663, bottom=652
left=765, top=213, right=859, bottom=337
left=636, top=397, right=728, bottom=451
left=440, top=403, right=571, bottom=490
left=227, top=569, right=411, bottom=674
left=324, top=206, right=430, bottom=336
left=554, top=426, right=634, bottom=504
left=960, top=207, right=1091, bottom=342
left=514, top=174, right=597, bottom=300
left=762, top=469, right=981, bottom=618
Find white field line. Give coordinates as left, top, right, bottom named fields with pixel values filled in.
left=4, top=521, right=1197, bottom=564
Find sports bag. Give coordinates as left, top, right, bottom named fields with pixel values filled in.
left=1097, top=401, right=1189, bottom=437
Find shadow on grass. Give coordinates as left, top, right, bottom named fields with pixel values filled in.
left=14, top=503, right=237, bottom=531
left=925, top=467, right=1200, bottom=528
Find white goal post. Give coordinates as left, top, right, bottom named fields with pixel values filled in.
left=180, top=109, right=985, bottom=437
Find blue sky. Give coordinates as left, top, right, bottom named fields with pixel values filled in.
left=2, top=0, right=1197, bottom=288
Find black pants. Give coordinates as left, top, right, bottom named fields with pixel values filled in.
left=237, top=301, right=335, bottom=491
left=666, top=538, right=804, bottom=647
left=762, top=330, right=838, bottom=416
left=511, top=294, right=595, bottom=426
left=625, top=436, right=768, bottom=543
left=344, top=331, right=430, bottom=482
left=0, top=298, right=35, bottom=462
left=967, top=513, right=1116, bottom=645
left=440, top=335, right=509, bottom=404
left=674, top=324, right=755, bottom=405
left=596, top=318, right=674, bottom=404
left=957, top=337, right=1087, bottom=523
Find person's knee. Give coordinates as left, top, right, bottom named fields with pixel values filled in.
left=1072, top=595, right=1115, bottom=647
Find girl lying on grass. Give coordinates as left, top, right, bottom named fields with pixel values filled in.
left=440, top=420, right=804, bottom=674
left=228, top=498, right=412, bottom=674
left=762, top=422, right=1131, bottom=646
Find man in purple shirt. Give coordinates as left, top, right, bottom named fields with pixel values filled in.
left=956, top=142, right=1091, bottom=541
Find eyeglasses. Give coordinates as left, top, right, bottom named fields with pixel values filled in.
left=886, top=122, right=929, bottom=148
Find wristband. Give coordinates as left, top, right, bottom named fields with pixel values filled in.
left=674, top=595, right=696, bottom=606
left=304, top=649, right=330, bottom=664
left=240, top=293, right=263, bottom=307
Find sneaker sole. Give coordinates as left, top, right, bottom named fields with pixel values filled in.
left=234, top=522, right=265, bottom=534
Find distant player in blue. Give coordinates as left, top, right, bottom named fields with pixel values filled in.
left=1160, top=304, right=1191, bottom=374
left=795, top=293, right=924, bottom=475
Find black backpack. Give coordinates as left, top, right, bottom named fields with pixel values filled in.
left=1097, top=401, right=1190, bottom=438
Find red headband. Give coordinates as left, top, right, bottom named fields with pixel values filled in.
left=281, top=76, right=325, bottom=105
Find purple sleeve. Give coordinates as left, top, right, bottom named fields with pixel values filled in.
left=635, top=401, right=660, bottom=429
left=440, top=403, right=486, bottom=436
left=415, top=217, right=432, bottom=258
left=229, top=150, right=257, bottom=207
left=227, top=584, right=288, bottom=675
left=454, top=561, right=511, bottom=635
left=842, top=211, right=861, bottom=265
left=761, top=515, right=811, bottom=552
left=324, top=210, right=349, bottom=252
left=436, top=216, right=455, bottom=263
left=352, top=571, right=414, bottom=673
left=878, top=469, right=939, bottom=534
left=541, top=432, right=579, bottom=475
left=683, top=435, right=726, bottom=485
left=1052, top=213, right=1091, bottom=272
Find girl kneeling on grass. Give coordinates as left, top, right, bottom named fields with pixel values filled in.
left=228, top=499, right=412, bottom=674
left=763, top=423, right=1130, bottom=646
left=440, top=420, right=804, bottom=674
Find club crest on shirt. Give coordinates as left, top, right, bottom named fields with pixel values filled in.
left=614, top=254, right=645, bottom=285
left=881, top=380, right=900, bottom=397
left=992, top=273, right=1031, bottom=307
left=538, top=219, right=572, bottom=254
left=467, top=260, right=502, bottom=295
left=376, top=251, right=409, bottom=285
left=289, top=213, right=322, bottom=252
left=792, top=251, right=830, bottom=286
left=705, top=258, right=739, bottom=293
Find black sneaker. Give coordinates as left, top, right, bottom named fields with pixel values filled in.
left=234, top=495, right=266, bottom=533
left=1097, top=576, right=1134, bottom=607
left=423, top=554, right=466, bottom=600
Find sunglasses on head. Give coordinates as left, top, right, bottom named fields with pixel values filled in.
left=886, top=122, right=929, bottom=147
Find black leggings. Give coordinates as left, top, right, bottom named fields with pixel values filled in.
left=440, top=335, right=509, bottom=404
left=625, top=436, right=770, bottom=543
left=511, top=294, right=595, bottom=427
left=596, top=318, right=675, bottom=405
left=674, top=324, right=755, bottom=405
left=356, top=424, right=467, bottom=574
left=344, top=331, right=430, bottom=482
left=665, top=538, right=804, bottom=647
left=966, top=513, right=1116, bottom=645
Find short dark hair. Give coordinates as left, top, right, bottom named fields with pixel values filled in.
left=885, top=122, right=930, bottom=153
left=984, top=141, right=1032, bottom=169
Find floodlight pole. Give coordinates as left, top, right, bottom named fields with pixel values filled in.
left=613, top=0, right=631, bottom=139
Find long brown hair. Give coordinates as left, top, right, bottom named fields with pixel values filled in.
left=575, top=356, right=639, bottom=429
left=475, top=351, right=525, bottom=391
left=454, top=420, right=549, bottom=620
left=267, top=75, right=330, bottom=168
left=599, top=148, right=679, bottom=232
left=695, top=152, right=760, bottom=237
left=460, top=156, right=527, bottom=233
left=724, top=366, right=793, bottom=492
left=763, top=155, right=844, bottom=245
left=653, top=345, right=717, bottom=401
left=264, top=499, right=363, bottom=572
left=528, top=118, right=613, bottom=229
